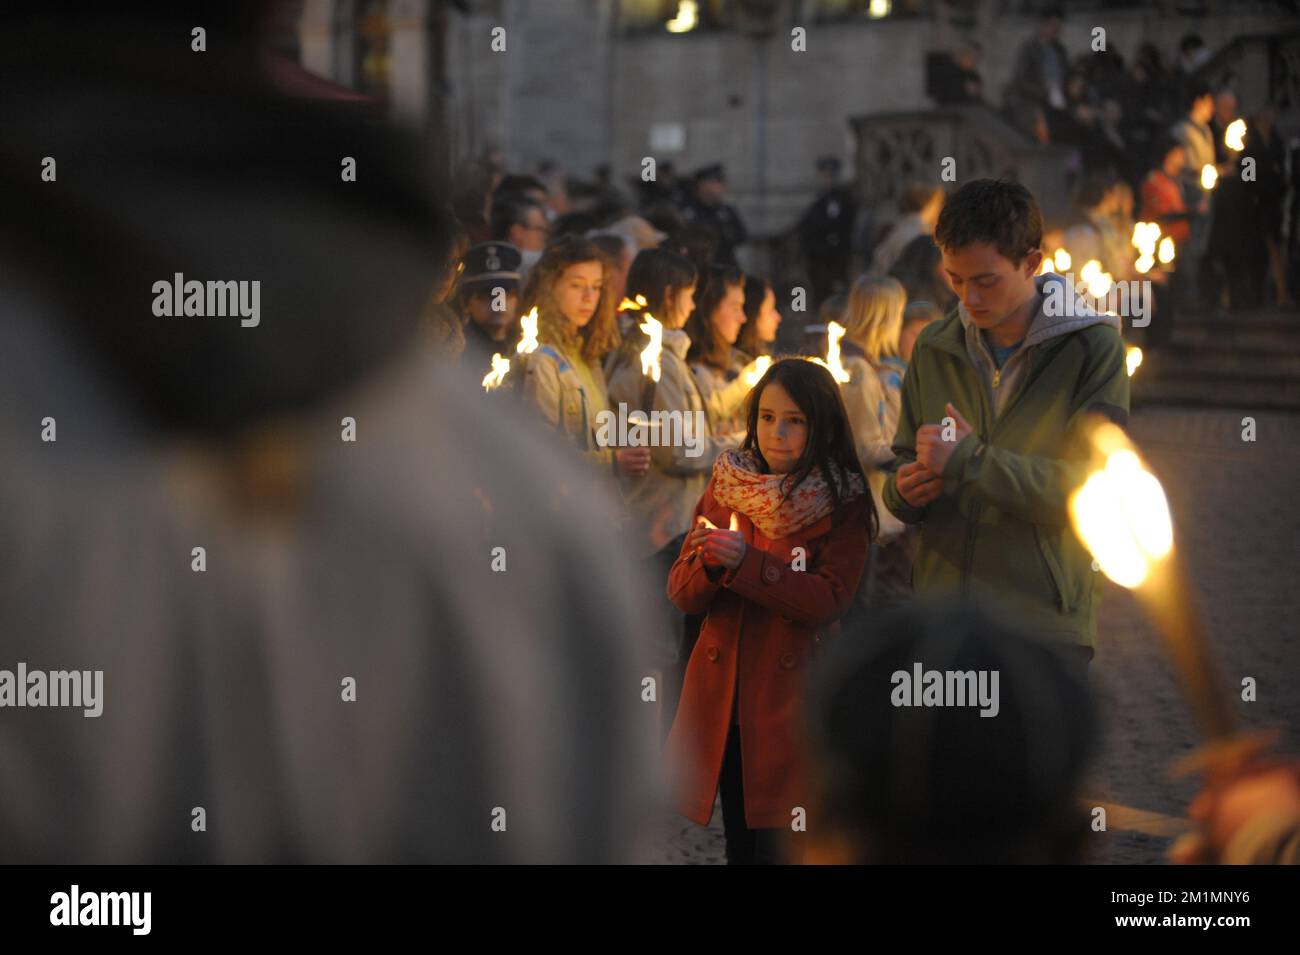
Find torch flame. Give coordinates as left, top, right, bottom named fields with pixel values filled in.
left=618, top=295, right=648, bottom=312
left=482, top=352, right=511, bottom=392
left=1053, top=248, right=1072, bottom=272
left=639, top=312, right=663, bottom=383
left=1069, top=442, right=1173, bottom=589
left=1135, top=254, right=1155, bottom=274
left=1126, top=346, right=1143, bottom=377
left=745, top=355, right=773, bottom=386
left=1224, top=119, right=1246, bottom=152
left=517, top=306, right=539, bottom=355
left=1201, top=164, right=1218, bottom=191
left=666, top=0, right=698, bottom=33
left=1157, top=236, right=1175, bottom=264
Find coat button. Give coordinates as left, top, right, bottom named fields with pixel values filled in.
left=778, top=652, right=796, bottom=669
left=763, top=565, right=781, bottom=583
left=706, top=646, right=720, bottom=663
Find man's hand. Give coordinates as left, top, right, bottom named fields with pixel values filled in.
left=895, top=460, right=943, bottom=508
left=916, top=402, right=974, bottom=475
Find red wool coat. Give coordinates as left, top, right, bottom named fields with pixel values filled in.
left=663, top=478, right=872, bottom=829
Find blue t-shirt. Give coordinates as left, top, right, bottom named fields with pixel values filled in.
left=983, top=331, right=1023, bottom=370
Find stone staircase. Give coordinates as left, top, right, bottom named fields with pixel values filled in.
left=1131, top=309, right=1300, bottom=412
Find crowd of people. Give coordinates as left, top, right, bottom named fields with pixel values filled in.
left=5, top=4, right=1296, bottom=871
left=416, top=151, right=1298, bottom=865
left=1003, top=10, right=1291, bottom=316
left=927, top=8, right=1295, bottom=324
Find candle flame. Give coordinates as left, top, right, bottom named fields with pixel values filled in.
left=821, top=321, right=851, bottom=383
left=618, top=295, right=648, bottom=312
left=1131, top=221, right=1161, bottom=256
left=1135, top=254, right=1154, bottom=274
left=517, top=306, right=539, bottom=355
left=1157, top=236, right=1175, bottom=264
left=1201, top=164, right=1218, bottom=190
left=1079, top=259, right=1112, bottom=298
left=745, top=354, right=773, bottom=386
left=1126, top=345, right=1143, bottom=377
left=698, top=511, right=740, bottom=532
left=1053, top=248, right=1072, bottom=271
left=1224, top=119, right=1247, bottom=152
left=639, top=312, right=663, bottom=383
left=482, top=352, right=511, bottom=391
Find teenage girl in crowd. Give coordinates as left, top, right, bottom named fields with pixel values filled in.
left=837, top=274, right=912, bottom=604
left=519, top=235, right=651, bottom=478
left=735, top=274, right=783, bottom=363
left=838, top=275, right=907, bottom=472
left=664, top=359, right=877, bottom=864
left=685, top=265, right=764, bottom=443
left=606, top=249, right=739, bottom=732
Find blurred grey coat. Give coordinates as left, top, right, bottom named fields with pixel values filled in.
left=0, top=286, right=661, bottom=864
left=0, top=10, right=659, bottom=862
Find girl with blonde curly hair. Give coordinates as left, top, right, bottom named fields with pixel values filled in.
left=518, top=235, right=649, bottom=477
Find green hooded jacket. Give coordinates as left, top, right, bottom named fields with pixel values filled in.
left=882, top=273, right=1131, bottom=649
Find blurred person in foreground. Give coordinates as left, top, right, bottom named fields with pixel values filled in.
left=1172, top=762, right=1300, bottom=865
left=804, top=599, right=1097, bottom=864
left=0, top=2, right=656, bottom=863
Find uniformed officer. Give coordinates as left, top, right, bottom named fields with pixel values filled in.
left=456, top=241, right=524, bottom=364
left=681, top=163, right=748, bottom=267
left=796, top=156, right=857, bottom=306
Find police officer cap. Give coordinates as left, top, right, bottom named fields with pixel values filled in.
left=460, top=242, right=522, bottom=291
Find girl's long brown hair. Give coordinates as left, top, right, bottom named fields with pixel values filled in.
left=521, top=235, right=620, bottom=365
left=736, top=274, right=773, bottom=359
left=685, top=264, right=744, bottom=372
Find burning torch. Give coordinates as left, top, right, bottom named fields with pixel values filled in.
left=1067, top=415, right=1273, bottom=779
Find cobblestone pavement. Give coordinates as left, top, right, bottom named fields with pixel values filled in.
left=649, top=407, right=1300, bottom=865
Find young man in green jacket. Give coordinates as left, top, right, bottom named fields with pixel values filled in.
left=883, top=179, right=1130, bottom=658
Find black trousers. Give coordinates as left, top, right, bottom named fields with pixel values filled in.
left=717, top=723, right=784, bottom=865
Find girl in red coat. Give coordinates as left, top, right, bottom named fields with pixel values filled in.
left=664, top=358, right=877, bottom=864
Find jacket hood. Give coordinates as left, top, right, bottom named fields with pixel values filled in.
left=957, top=272, right=1121, bottom=350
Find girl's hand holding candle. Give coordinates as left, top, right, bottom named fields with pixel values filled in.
left=692, top=514, right=745, bottom=569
